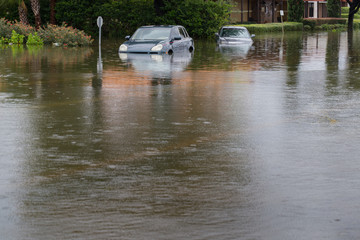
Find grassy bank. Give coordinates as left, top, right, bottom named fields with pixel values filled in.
left=236, top=18, right=360, bottom=33
left=341, top=7, right=360, bottom=19
left=341, top=7, right=360, bottom=29
left=234, top=22, right=303, bottom=33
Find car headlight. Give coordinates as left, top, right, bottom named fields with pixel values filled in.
left=119, top=44, right=128, bottom=52
left=119, top=53, right=128, bottom=61
left=151, top=44, right=163, bottom=52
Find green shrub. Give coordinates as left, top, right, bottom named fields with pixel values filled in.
left=303, top=19, right=316, bottom=30
left=55, top=0, right=231, bottom=38
left=236, top=22, right=303, bottom=33
left=342, top=7, right=349, bottom=13
left=0, top=18, right=12, bottom=38
left=97, top=0, right=155, bottom=37
left=0, top=18, right=36, bottom=39
left=317, top=23, right=346, bottom=31
left=303, top=25, right=312, bottom=31
left=55, top=0, right=104, bottom=37
left=288, top=0, right=304, bottom=22
left=353, top=19, right=360, bottom=29
left=303, top=18, right=347, bottom=26
left=26, top=32, right=44, bottom=45
left=11, top=20, right=35, bottom=37
left=10, top=30, right=25, bottom=45
left=157, top=0, right=231, bottom=38
left=37, top=23, right=93, bottom=46
left=0, top=17, right=92, bottom=46
left=327, top=0, right=341, bottom=17
left=341, top=7, right=360, bottom=19
left=0, top=37, right=9, bottom=45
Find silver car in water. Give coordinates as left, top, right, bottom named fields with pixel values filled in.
left=215, top=26, right=255, bottom=45
left=119, top=25, right=194, bottom=55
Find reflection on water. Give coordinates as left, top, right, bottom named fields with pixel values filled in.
left=1, top=32, right=360, bottom=239
left=216, top=42, right=253, bottom=59
left=119, top=51, right=193, bottom=84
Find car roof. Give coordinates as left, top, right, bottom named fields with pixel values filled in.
left=221, top=26, right=248, bottom=29
left=139, top=25, right=183, bottom=28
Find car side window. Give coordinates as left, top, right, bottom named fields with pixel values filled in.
left=173, top=27, right=181, bottom=39
left=182, top=27, right=189, bottom=38
left=178, top=27, right=186, bottom=39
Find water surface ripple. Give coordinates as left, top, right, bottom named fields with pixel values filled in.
left=1, top=32, right=360, bottom=240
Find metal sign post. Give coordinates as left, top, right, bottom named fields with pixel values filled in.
left=97, top=16, right=103, bottom=46
left=96, top=16, right=103, bottom=85
left=280, top=10, right=284, bottom=34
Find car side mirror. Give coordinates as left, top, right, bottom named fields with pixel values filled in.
left=125, top=35, right=130, bottom=40
left=215, top=33, right=219, bottom=37
left=174, top=36, right=182, bottom=41
left=251, top=34, right=255, bottom=38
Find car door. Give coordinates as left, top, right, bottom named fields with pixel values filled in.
left=180, top=27, right=192, bottom=51
left=170, top=27, right=182, bottom=52
left=178, top=27, right=188, bottom=50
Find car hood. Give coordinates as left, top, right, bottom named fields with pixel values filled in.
left=125, top=40, right=165, bottom=53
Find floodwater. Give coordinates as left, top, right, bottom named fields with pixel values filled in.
left=1, top=31, right=360, bottom=239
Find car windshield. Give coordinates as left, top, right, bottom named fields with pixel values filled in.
left=220, top=28, right=250, bottom=38
left=131, top=27, right=171, bottom=41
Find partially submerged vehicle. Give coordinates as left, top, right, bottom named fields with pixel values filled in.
left=119, top=25, right=194, bottom=55
left=215, top=26, right=255, bottom=45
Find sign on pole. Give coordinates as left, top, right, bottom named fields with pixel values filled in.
left=97, top=16, right=103, bottom=45
left=97, top=16, right=103, bottom=28
left=280, top=11, right=284, bottom=34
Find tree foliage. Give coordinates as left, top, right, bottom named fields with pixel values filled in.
left=327, top=0, right=341, bottom=17
left=56, top=0, right=231, bottom=38
left=287, top=0, right=304, bottom=22
left=97, top=0, right=155, bottom=37
left=0, top=0, right=52, bottom=25
left=1, top=0, right=232, bottom=38
left=29, top=0, right=41, bottom=29
left=156, top=0, right=231, bottom=38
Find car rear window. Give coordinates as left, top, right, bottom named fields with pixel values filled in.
left=131, top=28, right=172, bottom=41
left=220, top=28, right=250, bottom=38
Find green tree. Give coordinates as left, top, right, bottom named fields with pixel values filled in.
left=327, top=0, right=341, bottom=17
left=0, top=0, right=42, bottom=28
left=55, top=0, right=110, bottom=36
left=154, top=0, right=166, bottom=16
left=287, top=0, right=304, bottom=22
left=347, top=0, right=360, bottom=31
left=156, top=0, right=231, bottom=38
left=29, top=0, right=41, bottom=28
left=0, top=0, right=30, bottom=24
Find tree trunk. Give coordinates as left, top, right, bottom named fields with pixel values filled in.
left=347, top=0, right=360, bottom=32
left=30, top=0, right=41, bottom=29
left=348, top=10, right=354, bottom=32
left=50, top=0, right=57, bottom=25
left=18, top=0, right=29, bottom=25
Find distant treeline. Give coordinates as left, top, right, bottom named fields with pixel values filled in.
left=0, top=0, right=232, bottom=38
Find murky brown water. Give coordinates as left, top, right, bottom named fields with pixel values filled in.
left=1, top=32, right=360, bottom=239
